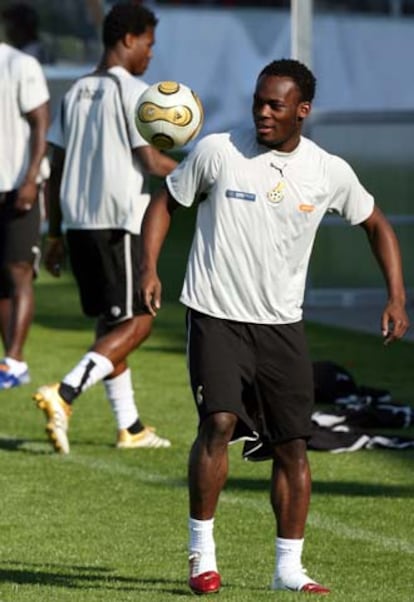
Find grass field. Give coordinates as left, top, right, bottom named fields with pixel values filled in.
left=1, top=214, right=413, bottom=601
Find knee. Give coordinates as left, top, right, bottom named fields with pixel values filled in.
left=136, top=315, right=153, bottom=341
left=274, top=438, right=308, bottom=470
left=200, top=412, right=237, bottom=446
left=7, top=262, right=33, bottom=290
left=126, top=315, right=153, bottom=346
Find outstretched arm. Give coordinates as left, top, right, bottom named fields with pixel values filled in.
left=134, top=145, right=178, bottom=178
left=140, top=187, right=180, bottom=316
left=359, top=205, right=409, bottom=344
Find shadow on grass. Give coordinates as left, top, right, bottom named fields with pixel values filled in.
left=2, top=436, right=413, bottom=499
left=0, top=436, right=112, bottom=455
left=0, top=561, right=190, bottom=595
left=0, top=436, right=122, bottom=455
left=224, top=476, right=414, bottom=499
left=0, top=437, right=52, bottom=454
left=312, top=478, right=414, bottom=498
left=0, top=560, right=269, bottom=596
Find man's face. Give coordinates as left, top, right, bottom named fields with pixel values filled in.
left=252, top=74, right=311, bottom=152
left=129, top=26, right=155, bottom=76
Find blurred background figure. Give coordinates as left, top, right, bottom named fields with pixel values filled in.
left=33, top=2, right=176, bottom=454
left=0, top=5, right=50, bottom=389
left=1, top=2, right=54, bottom=64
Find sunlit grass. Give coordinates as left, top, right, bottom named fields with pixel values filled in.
left=0, top=265, right=412, bottom=600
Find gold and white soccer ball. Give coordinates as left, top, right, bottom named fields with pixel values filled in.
left=135, top=81, right=204, bottom=151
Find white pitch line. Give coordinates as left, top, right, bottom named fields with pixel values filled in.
left=65, top=453, right=187, bottom=487
left=4, top=437, right=413, bottom=555
left=220, top=492, right=414, bottom=555
left=68, top=453, right=414, bottom=555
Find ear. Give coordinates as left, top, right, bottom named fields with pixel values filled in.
left=123, top=32, right=136, bottom=49
left=298, top=101, right=312, bottom=121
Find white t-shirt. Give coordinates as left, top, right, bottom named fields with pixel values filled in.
left=47, top=66, right=150, bottom=234
left=0, top=43, right=49, bottom=192
left=167, top=128, right=374, bottom=324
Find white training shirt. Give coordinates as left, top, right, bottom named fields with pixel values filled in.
left=0, top=43, right=49, bottom=192
left=167, top=128, right=375, bottom=324
left=47, top=66, right=150, bottom=234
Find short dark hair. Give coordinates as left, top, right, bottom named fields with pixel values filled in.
left=2, top=3, right=38, bottom=37
left=103, top=2, right=158, bottom=48
left=259, top=59, right=316, bottom=103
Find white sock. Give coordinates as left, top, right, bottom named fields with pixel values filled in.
left=62, top=351, right=114, bottom=394
left=189, top=517, right=217, bottom=575
left=103, top=368, right=139, bottom=430
left=3, top=357, right=28, bottom=376
left=275, top=537, right=304, bottom=579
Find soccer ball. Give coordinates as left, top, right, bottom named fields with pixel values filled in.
left=135, top=81, right=204, bottom=151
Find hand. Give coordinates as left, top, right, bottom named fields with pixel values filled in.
left=15, top=181, right=38, bottom=212
left=381, top=301, right=410, bottom=345
left=140, top=268, right=162, bottom=317
left=44, top=238, right=65, bottom=277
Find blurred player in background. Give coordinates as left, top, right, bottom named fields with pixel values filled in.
left=33, top=2, right=177, bottom=454
left=2, top=3, right=53, bottom=64
left=139, top=58, right=409, bottom=594
left=0, top=7, right=49, bottom=389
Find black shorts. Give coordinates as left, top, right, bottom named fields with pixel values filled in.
left=186, top=310, right=314, bottom=445
left=66, top=229, right=147, bottom=325
left=0, top=190, right=41, bottom=265
left=0, top=190, right=41, bottom=297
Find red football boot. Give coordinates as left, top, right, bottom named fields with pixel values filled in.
left=189, top=570, right=221, bottom=595
left=301, top=582, right=331, bottom=595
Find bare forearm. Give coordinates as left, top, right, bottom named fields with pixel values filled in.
left=139, top=189, right=178, bottom=315
left=134, top=145, right=178, bottom=178
left=140, top=189, right=176, bottom=270
left=150, top=152, right=178, bottom=178
left=366, top=218, right=406, bottom=303
left=360, top=206, right=409, bottom=342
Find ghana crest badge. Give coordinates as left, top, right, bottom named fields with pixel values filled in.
left=267, top=180, right=285, bottom=204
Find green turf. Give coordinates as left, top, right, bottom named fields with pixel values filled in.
left=0, top=265, right=413, bottom=601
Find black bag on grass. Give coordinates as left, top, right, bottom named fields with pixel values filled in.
left=312, top=361, right=391, bottom=406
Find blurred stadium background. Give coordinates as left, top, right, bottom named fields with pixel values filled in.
left=1, top=0, right=413, bottom=305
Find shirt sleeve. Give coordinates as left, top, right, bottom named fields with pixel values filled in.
left=166, top=135, right=222, bottom=208
left=18, top=55, right=49, bottom=114
left=327, top=155, right=375, bottom=225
